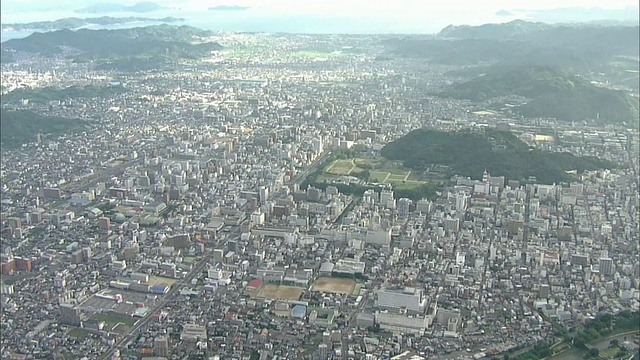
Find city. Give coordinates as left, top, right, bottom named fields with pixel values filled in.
left=0, top=14, right=639, bottom=360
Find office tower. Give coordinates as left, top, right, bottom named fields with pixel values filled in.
left=599, top=257, right=614, bottom=276
left=99, top=217, right=111, bottom=231
left=317, top=343, right=328, bottom=360
left=397, top=198, right=411, bottom=217
left=59, top=303, right=82, bottom=326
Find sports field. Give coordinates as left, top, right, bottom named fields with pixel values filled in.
left=257, top=284, right=304, bottom=301
left=312, top=277, right=356, bottom=295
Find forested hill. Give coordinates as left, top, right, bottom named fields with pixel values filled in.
left=380, top=128, right=617, bottom=184
left=440, top=66, right=639, bottom=124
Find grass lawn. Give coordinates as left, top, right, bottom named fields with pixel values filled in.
left=183, top=256, right=196, bottom=264
left=93, top=313, right=138, bottom=327
left=369, top=171, right=389, bottom=183
left=352, top=283, right=363, bottom=296
left=67, top=328, right=91, bottom=339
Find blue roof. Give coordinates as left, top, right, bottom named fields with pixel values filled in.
left=151, top=285, right=167, bottom=292
left=291, top=305, right=307, bottom=318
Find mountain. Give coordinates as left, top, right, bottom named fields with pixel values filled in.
left=380, top=128, right=616, bottom=184
left=2, top=25, right=222, bottom=72
left=75, top=1, right=164, bottom=14
left=1, top=16, right=184, bottom=32
left=440, top=65, right=639, bottom=124
left=438, top=20, right=553, bottom=39
left=0, top=109, right=90, bottom=148
left=388, top=22, right=639, bottom=71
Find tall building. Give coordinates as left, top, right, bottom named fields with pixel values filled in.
left=376, top=287, right=426, bottom=312
left=599, top=257, right=614, bottom=276
left=397, top=198, right=411, bottom=217
left=154, top=336, right=169, bottom=357
left=317, top=343, right=328, bottom=360
left=455, top=193, right=467, bottom=212
left=59, top=303, right=82, bottom=326
left=99, top=217, right=111, bottom=231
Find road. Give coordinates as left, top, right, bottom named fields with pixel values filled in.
left=341, top=290, right=371, bottom=359
left=290, top=151, right=332, bottom=186
left=100, top=251, right=214, bottom=360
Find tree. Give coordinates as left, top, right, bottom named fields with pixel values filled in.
left=588, top=348, right=599, bottom=358
left=610, top=339, right=619, bottom=347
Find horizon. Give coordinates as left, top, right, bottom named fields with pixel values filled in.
left=1, top=0, right=638, bottom=37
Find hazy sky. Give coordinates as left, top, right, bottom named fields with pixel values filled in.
left=2, top=0, right=639, bottom=13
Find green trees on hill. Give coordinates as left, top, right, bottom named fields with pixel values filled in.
left=381, top=128, right=616, bottom=184
left=0, top=109, right=89, bottom=148
left=440, top=66, right=639, bottom=124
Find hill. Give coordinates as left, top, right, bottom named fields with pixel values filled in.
left=1, top=85, right=128, bottom=104
left=380, top=129, right=616, bottom=184
left=2, top=25, right=222, bottom=72
left=0, top=109, right=90, bottom=148
left=387, top=22, right=639, bottom=71
left=440, top=66, right=639, bottom=124
left=1, top=16, right=184, bottom=32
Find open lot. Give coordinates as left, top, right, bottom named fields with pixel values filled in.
left=148, top=276, right=177, bottom=287
left=326, top=159, right=360, bottom=175
left=312, top=277, right=357, bottom=295
left=93, top=313, right=138, bottom=327
left=257, top=284, right=304, bottom=301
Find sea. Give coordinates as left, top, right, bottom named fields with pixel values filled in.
left=0, top=7, right=523, bottom=42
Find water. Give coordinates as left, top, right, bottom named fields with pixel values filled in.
left=1, top=8, right=521, bottom=42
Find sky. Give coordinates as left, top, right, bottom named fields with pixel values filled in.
left=1, top=0, right=638, bottom=35
left=2, top=0, right=639, bottom=14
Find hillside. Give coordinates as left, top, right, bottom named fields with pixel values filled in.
left=1, top=85, right=128, bottom=104
left=380, top=129, right=616, bottom=184
left=0, top=109, right=90, bottom=148
left=1, top=16, right=183, bottom=32
left=2, top=25, right=222, bottom=72
left=387, top=22, right=639, bottom=71
left=440, top=66, right=639, bottom=124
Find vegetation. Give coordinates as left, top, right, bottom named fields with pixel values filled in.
left=2, top=84, right=128, bottom=104
left=2, top=25, right=222, bottom=72
left=388, top=21, right=639, bottom=70
left=380, top=128, right=617, bottom=184
left=440, top=66, right=639, bottom=124
left=570, top=310, right=640, bottom=349
left=1, top=16, right=183, bottom=32
left=0, top=109, right=89, bottom=148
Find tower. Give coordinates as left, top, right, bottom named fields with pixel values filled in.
left=482, top=168, right=489, bottom=183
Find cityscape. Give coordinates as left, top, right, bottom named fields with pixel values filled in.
left=0, top=3, right=639, bottom=360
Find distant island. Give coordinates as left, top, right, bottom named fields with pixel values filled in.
left=1, top=16, right=184, bottom=32
left=0, top=109, right=90, bottom=149
left=75, top=1, right=165, bottom=14
left=208, top=5, right=251, bottom=11
left=440, top=65, right=640, bottom=124
left=381, top=128, right=617, bottom=184
left=2, top=25, right=222, bottom=72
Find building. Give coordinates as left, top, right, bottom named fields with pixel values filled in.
left=376, top=287, right=427, bottom=313
left=59, top=303, right=82, bottom=326
left=397, top=198, right=411, bottom=217
left=317, top=343, right=328, bottom=360
left=599, top=257, right=614, bottom=276
left=99, top=217, right=111, bottom=231
left=181, top=324, right=207, bottom=342
left=154, top=336, right=169, bottom=357
left=375, top=312, right=430, bottom=334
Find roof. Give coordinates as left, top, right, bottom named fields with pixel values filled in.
left=291, top=305, right=307, bottom=318
left=247, top=279, right=263, bottom=289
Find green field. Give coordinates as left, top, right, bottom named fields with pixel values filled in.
left=93, top=313, right=138, bottom=327
left=326, top=159, right=360, bottom=175
left=68, top=328, right=91, bottom=339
